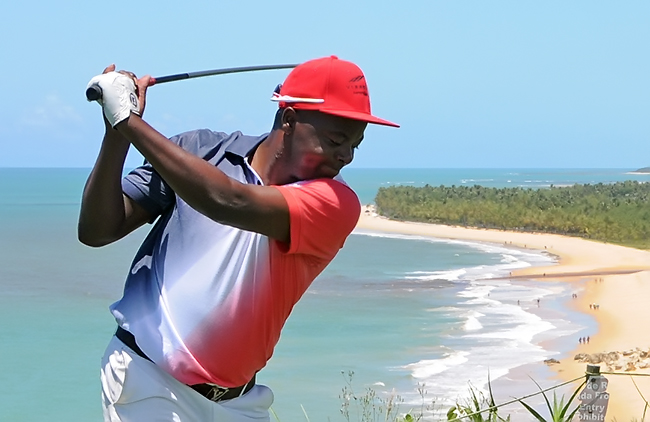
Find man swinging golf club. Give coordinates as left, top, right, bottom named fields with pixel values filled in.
left=80, top=55, right=399, bottom=422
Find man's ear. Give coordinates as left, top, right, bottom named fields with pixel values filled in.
left=281, top=107, right=297, bottom=135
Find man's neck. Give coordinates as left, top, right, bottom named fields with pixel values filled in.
left=249, top=130, right=284, bottom=185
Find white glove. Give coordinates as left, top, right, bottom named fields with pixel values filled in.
left=86, top=72, right=140, bottom=127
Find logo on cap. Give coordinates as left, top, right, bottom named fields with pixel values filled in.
left=348, top=75, right=368, bottom=96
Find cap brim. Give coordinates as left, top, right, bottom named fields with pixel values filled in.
left=318, top=108, right=400, bottom=128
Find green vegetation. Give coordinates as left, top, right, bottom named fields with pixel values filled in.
left=338, top=370, right=434, bottom=422
left=270, top=369, right=650, bottom=421
left=447, top=380, right=510, bottom=422
left=374, top=181, right=650, bottom=249
left=517, top=377, right=585, bottom=422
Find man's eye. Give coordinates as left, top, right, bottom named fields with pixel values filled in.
left=328, top=138, right=342, bottom=146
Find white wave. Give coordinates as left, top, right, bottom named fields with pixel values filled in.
left=353, top=232, right=558, bottom=304
left=501, top=254, right=519, bottom=263
left=461, top=178, right=495, bottom=184
left=354, top=230, right=557, bottom=263
left=458, top=284, right=493, bottom=298
left=403, top=351, right=470, bottom=378
left=353, top=231, right=557, bottom=286
left=403, top=268, right=467, bottom=281
left=380, top=181, right=416, bottom=185
left=425, top=306, right=461, bottom=313
left=464, top=312, right=484, bottom=331
left=467, top=313, right=556, bottom=343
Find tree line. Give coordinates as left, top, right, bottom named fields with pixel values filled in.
left=374, top=180, right=650, bottom=249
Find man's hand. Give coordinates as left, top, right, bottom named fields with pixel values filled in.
left=87, top=70, right=141, bottom=127
left=91, top=65, right=152, bottom=131
left=110, top=66, right=152, bottom=118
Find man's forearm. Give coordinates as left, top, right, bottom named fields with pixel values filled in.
left=77, top=129, right=132, bottom=246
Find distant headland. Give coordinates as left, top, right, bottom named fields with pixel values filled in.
left=633, top=167, right=650, bottom=174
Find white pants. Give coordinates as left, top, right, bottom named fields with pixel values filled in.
left=101, top=335, right=273, bottom=422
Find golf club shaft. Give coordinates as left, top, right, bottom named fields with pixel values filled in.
left=86, top=63, right=297, bottom=101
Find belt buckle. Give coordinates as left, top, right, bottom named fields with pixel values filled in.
left=206, top=384, right=229, bottom=402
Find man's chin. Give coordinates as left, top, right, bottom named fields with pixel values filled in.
left=320, top=165, right=341, bottom=179
left=293, top=168, right=339, bottom=181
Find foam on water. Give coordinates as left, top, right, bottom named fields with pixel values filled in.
left=405, top=351, right=470, bottom=378
left=404, top=268, right=467, bottom=281
left=463, top=311, right=484, bottom=331
left=347, top=231, right=579, bottom=409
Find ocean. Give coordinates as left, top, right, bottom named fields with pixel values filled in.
left=1, top=168, right=648, bottom=421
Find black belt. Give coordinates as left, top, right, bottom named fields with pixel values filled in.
left=115, top=327, right=255, bottom=402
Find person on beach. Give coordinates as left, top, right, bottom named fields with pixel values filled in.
left=79, top=56, right=399, bottom=422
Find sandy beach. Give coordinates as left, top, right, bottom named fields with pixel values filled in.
left=356, top=205, right=650, bottom=421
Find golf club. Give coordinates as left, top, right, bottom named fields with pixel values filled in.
left=86, top=63, right=298, bottom=102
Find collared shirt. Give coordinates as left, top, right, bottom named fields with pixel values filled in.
left=112, top=129, right=360, bottom=387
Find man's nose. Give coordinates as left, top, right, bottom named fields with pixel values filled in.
left=337, top=146, right=354, bottom=165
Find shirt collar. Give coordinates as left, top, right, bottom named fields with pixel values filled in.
left=224, top=132, right=269, bottom=157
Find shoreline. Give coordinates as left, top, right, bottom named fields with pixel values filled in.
left=356, top=205, right=650, bottom=421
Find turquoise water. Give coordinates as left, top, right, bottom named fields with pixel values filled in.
left=1, top=168, right=647, bottom=421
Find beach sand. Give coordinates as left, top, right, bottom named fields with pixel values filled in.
left=356, top=205, right=650, bottom=421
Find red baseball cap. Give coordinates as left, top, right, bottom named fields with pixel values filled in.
left=271, top=56, right=399, bottom=128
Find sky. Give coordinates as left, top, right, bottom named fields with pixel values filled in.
left=1, top=1, right=648, bottom=169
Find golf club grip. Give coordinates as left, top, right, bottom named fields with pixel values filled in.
left=86, top=85, right=102, bottom=101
